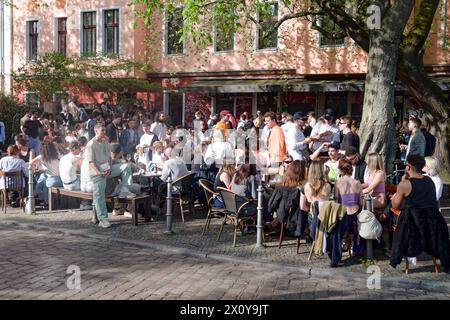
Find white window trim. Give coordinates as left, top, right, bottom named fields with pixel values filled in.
left=24, top=91, right=40, bottom=107
left=441, top=0, right=448, bottom=48
left=212, top=17, right=236, bottom=53
left=53, top=16, right=68, bottom=54
left=101, top=7, right=121, bottom=56
left=254, top=1, right=280, bottom=52
left=163, top=7, right=186, bottom=56
left=79, top=9, right=100, bottom=57
left=25, top=18, right=39, bottom=63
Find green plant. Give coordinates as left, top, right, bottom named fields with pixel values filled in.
left=359, top=257, right=378, bottom=268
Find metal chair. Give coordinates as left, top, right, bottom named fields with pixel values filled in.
left=198, top=179, right=226, bottom=235
left=0, top=171, right=25, bottom=213
left=217, top=187, right=257, bottom=247
left=158, top=172, right=196, bottom=223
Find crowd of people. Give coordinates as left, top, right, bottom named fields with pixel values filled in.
left=0, top=95, right=447, bottom=271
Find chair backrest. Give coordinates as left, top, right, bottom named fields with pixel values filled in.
left=173, top=172, right=196, bottom=195
left=199, top=179, right=216, bottom=202
left=0, top=171, right=24, bottom=191
left=217, top=187, right=238, bottom=213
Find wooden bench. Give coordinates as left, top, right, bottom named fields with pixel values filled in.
left=48, top=187, right=152, bottom=226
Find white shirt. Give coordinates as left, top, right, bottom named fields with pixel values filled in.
left=285, top=125, right=306, bottom=160
left=59, top=152, right=81, bottom=184
left=150, top=122, right=167, bottom=141
left=281, top=122, right=295, bottom=137
left=425, top=174, right=443, bottom=201
left=137, top=133, right=156, bottom=165
left=310, top=122, right=339, bottom=152
left=204, top=141, right=235, bottom=167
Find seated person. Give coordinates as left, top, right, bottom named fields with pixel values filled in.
left=147, top=141, right=167, bottom=171
left=0, top=145, right=29, bottom=207
left=362, top=153, right=386, bottom=211
left=59, top=141, right=83, bottom=191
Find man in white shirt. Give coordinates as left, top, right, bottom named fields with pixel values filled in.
left=60, top=141, right=83, bottom=191
left=280, top=113, right=295, bottom=136
left=204, top=128, right=235, bottom=172
left=150, top=112, right=167, bottom=141
left=285, top=112, right=308, bottom=161
left=304, top=108, right=339, bottom=155
left=137, top=122, right=158, bottom=166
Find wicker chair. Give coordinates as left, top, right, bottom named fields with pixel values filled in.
left=0, top=171, right=26, bottom=213
left=198, top=179, right=226, bottom=235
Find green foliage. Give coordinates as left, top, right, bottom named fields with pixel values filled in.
left=0, top=94, right=37, bottom=146
left=13, top=52, right=155, bottom=103
left=359, top=258, right=378, bottom=268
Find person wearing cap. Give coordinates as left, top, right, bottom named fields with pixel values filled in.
left=264, top=111, right=286, bottom=167
left=285, top=112, right=308, bottom=161
left=305, top=108, right=339, bottom=155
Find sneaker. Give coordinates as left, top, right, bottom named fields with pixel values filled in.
left=112, top=208, right=124, bottom=216
left=124, top=211, right=133, bottom=218
left=80, top=204, right=93, bottom=210
left=98, top=219, right=111, bottom=228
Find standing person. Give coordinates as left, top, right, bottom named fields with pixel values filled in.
left=204, top=128, right=235, bottom=175
left=423, top=156, right=443, bottom=201
left=16, top=137, right=31, bottom=163
left=23, top=111, right=43, bottom=156
left=207, top=114, right=218, bottom=129
left=106, top=115, right=122, bottom=143
left=192, top=111, right=204, bottom=130
left=83, top=123, right=133, bottom=228
left=0, top=117, right=5, bottom=151
left=285, top=112, right=308, bottom=161
left=280, top=113, right=295, bottom=136
left=401, top=117, right=426, bottom=159
left=100, top=95, right=113, bottom=118
left=307, top=111, right=317, bottom=128
left=254, top=110, right=265, bottom=129
left=264, top=112, right=286, bottom=168
left=136, top=122, right=158, bottom=166
left=68, top=97, right=80, bottom=121
left=87, top=109, right=102, bottom=141
left=150, top=112, right=168, bottom=141
left=305, top=109, right=339, bottom=155
left=338, top=116, right=358, bottom=152
left=119, top=119, right=140, bottom=157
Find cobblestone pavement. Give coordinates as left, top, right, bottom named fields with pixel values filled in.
left=1, top=205, right=450, bottom=288
left=0, top=223, right=449, bottom=300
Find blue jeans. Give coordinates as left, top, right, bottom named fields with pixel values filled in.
left=36, top=173, right=63, bottom=205
left=28, top=137, right=41, bottom=156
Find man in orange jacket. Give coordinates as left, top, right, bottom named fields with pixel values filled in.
left=264, top=111, right=286, bottom=167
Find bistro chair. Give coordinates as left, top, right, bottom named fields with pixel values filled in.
left=158, top=172, right=196, bottom=223
left=198, top=179, right=226, bottom=235
left=0, top=171, right=26, bottom=213
left=216, top=187, right=257, bottom=247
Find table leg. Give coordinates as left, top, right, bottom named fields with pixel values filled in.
left=132, top=199, right=138, bottom=226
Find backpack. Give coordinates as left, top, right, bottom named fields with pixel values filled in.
left=357, top=210, right=383, bottom=240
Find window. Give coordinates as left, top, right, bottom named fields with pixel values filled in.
left=57, top=18, right=67, bottom=57
left=26, top=20, right=38, bottom=62
left=257, top=2, right=278, bottom=50
left=441, top=0, right=449, bottom=47
left=317, top=1, right=346, bottom=47
left=82, top=11, right=96, bottom=55
left=166, top=7, right=184, bottom=55
left=104, top=9, right=119, bottom=55
left=214, top=15, right=235, bottom=52
left=25, top=92, right=40, bottom=107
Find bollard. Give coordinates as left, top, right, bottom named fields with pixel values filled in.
left=256, top=184, right=265, bottom=248
left=164, top=173, right=174, bottom=234
left=364, top=194, right=374, bottom=259
left=25, top=165, right=36, bottom=215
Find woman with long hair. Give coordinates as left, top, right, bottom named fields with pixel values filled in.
left=362, top=153, right=386, bottom=210
left=304, top=160, right=332, bottom=203
left=213, top=159, right=236, bottom=208
left=30, top=141, right=63, bottom=207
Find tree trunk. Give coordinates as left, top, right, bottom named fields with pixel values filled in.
left=359, top=33, right=399, bottom=173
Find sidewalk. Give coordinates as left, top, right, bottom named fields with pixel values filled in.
left=1, top=206, right=450, bottom=293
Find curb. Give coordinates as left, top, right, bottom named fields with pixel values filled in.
left=2, top=219, right=450, bottom=294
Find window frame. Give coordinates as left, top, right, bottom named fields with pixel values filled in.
left=26, top=20, right=39, bottom=62
left=255, top=1, right=279, bottom=51
left=164, top=7, right=185, bottom=56
left=57, top=17, right=67, bottom=57
left=213, top=14, right=236, bottom=53
left=80, top=11, right=97, bottom=56
left=24, top=91, right=40, bottom=107
left=103, top=8, right=120, bottom=56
